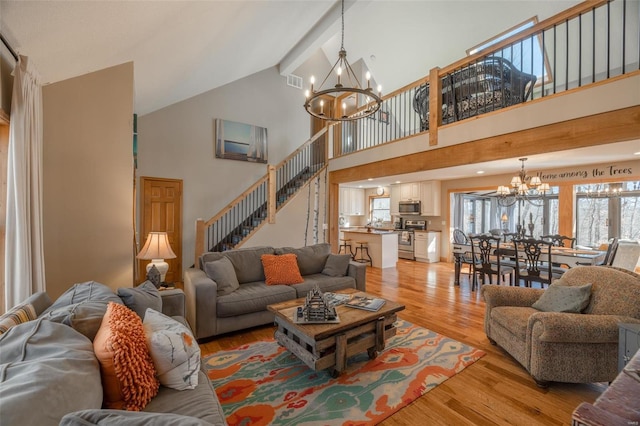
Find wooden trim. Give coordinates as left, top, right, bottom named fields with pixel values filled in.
left=0, top=108, right=8, bottom=125
left=268, top=165, right=276, bottom=224
left=329, top=105, right=640, bottom=183
left=0, top=118, right=8, bottom=314
left=557, top=183, right=574, bottom=237
left=195, top=219, right=205, bottom=263
left=328, top=179, right=340, bottom=253
left=428, top=67, right=440, bottom=146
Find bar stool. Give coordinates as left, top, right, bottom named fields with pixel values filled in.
left=338, top=238, right=355, bottom=259
left=353, top=241, right=373, bottom=266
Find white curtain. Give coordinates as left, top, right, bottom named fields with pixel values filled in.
left=4, top=55, right=45, bottom=310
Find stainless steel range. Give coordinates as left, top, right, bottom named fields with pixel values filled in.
left=396, top=220, right=426, bottom=260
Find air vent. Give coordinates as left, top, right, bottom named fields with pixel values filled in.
left=287, top=74, right=303, bottom=89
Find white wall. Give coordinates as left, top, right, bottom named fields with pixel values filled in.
left=138, top=66, right=315, bottom=268
left=43, top=62, right=134, bottom=298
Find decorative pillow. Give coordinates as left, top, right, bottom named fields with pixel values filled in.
left=275, top=244, right=331, bottom=275
left=261, top=254, right=304, bottom=285
left=143, top=308, right=200, bottom=390
left=0, top=303, right=37, bottom=334
left=322, top=254, right=352, bottom=277
left=0, top=319, right=103, bottom=426
left=204, top=257, right=240, bottom=296
left=117, top=281, right=162, bottom=319
left=42, top=281, right=123, bottom=341
left=93, top=302, right=159, bottom=411
left=532, top=283, right=593, bottom=313
left=46, top=281, right=122, bottom=308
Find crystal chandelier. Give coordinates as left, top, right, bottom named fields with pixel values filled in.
left=496, top=158, right=550, bottom=207
left=303, top=0, right=382, bottom=121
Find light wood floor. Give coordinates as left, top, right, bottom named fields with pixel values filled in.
left=200, top=260, right=605, bottom=426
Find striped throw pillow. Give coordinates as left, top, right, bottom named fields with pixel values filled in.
left=0, top=303, right=38, bottom=334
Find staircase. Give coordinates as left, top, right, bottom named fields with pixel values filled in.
left=195, top=128, right=328, bottom=257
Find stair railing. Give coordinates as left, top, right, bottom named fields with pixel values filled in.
left=195, top=127, right=329, bottom=259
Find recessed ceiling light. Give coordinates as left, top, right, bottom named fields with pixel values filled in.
left=634, top=151, right=640, bottom=155
left=395, top=180, right=401, bottom=184
left=358, top=185, right=363, bottom=188
left=367, top=178, right=374, bottom=181
left=477, top=170, right=485, bottom=174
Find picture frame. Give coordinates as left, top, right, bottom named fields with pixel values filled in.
left=379, top=110, right=389, bottom=124
left=214, top=118, right=268, bottom=163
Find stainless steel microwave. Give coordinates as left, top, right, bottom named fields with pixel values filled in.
left=398, top=200, right=421, bottom=215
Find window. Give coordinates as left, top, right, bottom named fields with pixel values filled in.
left=370, top=197, right=390, bottom=225
left=462, top=196, right=492, bottom=235
left=576, top=182, right=640, bottom=247
left=502, top=193, right=558, bottom=238
left=467, top=17, right=552, bottom=86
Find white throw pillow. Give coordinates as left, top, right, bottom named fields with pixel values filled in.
left=143, top=309, right=200, bottom=390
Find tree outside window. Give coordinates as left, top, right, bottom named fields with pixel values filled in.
left=371, top=197, right=391, bottom=225
left=575, top=181, right=640, bottom=247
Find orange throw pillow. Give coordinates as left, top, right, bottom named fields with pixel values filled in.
left=93, top=302, right=159, bottom=411
left=261, top=253, right=304, bottom=285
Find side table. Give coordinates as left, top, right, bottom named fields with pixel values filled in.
left=618, top=322, right=640, bottom=372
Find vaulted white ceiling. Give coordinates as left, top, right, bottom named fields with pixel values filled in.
left=1, top=0, right=579, bottom=115
left=2, top=0, right=637, bottom=185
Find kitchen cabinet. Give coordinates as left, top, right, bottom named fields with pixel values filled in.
left=390, top=185, right=401, bottom=215
left=420, top=180, right=441, bottom=216
left=339, top=187, right=365, bottom=216
left=400, top=182, right=421, bottom=201
left=350, top=188, right=365, bottom=215
left=414, top=231, right=440, bottom=263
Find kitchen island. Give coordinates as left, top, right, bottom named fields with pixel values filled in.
left=342, top=229, right=398, bottom=268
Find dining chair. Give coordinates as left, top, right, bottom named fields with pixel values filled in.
left=580, top=237, right=620, bottom=267
left=603, top=237, right=620, bottom=266
left=512, top=238, right=566, bottom=288
left=541, top=234, right=576, bottom=248
left=469, top=235, right=514, bottom=291
left=453, top=229, right=475, bottom=281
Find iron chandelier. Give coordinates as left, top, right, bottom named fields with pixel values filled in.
left=496, top=157, right=550, bottom=207
left=303, top=0, right=382, bottom=121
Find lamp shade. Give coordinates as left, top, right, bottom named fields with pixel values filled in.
left=137, top=232, right=176, bottom=260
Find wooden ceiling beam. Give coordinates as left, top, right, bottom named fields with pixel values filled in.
left=329, top=105, right=640, bottom=184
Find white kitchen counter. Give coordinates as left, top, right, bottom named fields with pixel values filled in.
left=342, top=230, right=398, bottom=268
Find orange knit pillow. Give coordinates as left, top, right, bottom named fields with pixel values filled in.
left=93, top=302, right=159, bottom=411
left=261, top=253, right=304, bottom=285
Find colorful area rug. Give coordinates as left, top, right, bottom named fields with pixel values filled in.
left=203, top=319, right=485, bottom=426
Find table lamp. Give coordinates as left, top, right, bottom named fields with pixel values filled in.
left=501, top=213, right=509, bottom=231
left=137, top=232, right=177, bottom=282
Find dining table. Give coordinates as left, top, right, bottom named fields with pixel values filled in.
left=451, top=242, right=607, bottom=285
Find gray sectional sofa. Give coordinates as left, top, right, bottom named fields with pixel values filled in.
left=0, top=282, right=226, bottom=426
left=184, top=243, right=367, bottom=340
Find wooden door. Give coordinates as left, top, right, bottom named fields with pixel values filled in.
left=139, top=177, right=182, bottom=285
left=0, top=113, right=9, bottom=313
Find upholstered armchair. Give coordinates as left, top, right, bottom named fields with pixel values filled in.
left=482, top=266, right=640, bottom=387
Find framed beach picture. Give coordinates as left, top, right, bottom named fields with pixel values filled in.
left=214, top=118, right=268, bottom=163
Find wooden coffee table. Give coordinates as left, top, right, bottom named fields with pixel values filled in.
left=267, top=288, right=405, bottom=377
